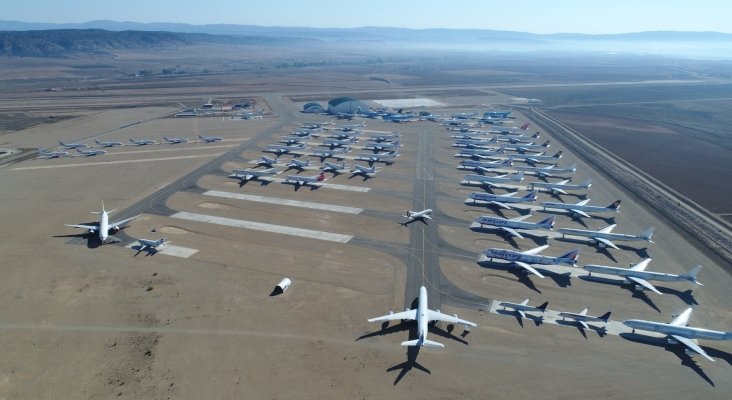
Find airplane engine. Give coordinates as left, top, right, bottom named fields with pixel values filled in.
left=110, top=225, right=120, bottom=234
left=89, top=228, right=96, bottom=234
left=634, top=285, right=646, bottom=292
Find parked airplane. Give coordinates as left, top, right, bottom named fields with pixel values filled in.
left=74, top=148, right=107, bottom=157
left=323, top=138, right=356, bottom=148
left=336, top=122, right=365, bottom=131
left=363, top=141, right=401, bottom=152
left=285, top=172, right=325, bottom=187
left=266, top=144, right=305, bottom=155
left=163, top=136, right=189, bottom=144
left=368, top=133, right=400, bottom=142
left=291, top=130, right=315, bottom=138
left=515, top=163, right=577, bottom=178
left=528, top=178, right=592, bottom=195
left=504, top=141, right=551, bottom=153
left=356, top=152, right=399, bottom=165
left=458, top=159, right=513, bottom=174
left=510, top=151, right=563, bottom=165
left=498, top=299, right=549, bottom=319
left=129, top=137, right=157, bottom=146
left=65, top=201, right=140, bottom=243
left=136, top=237, right=168, bottom=253
left=453, top=138, right=495, bottom=147
left=455, top=147, right=505, bottom=158
left=367, top=286, right=477, bottom=348
left=382, top=113, right=415, bottom=123
left=624, top=308, right=731, bottom=361
left=256, top=155, right=279, bottom=167
left=280, top=136, right=306, bottom=145
left=301, top=121, right=332, bottom=129
left=403, top=209, right=432, bottom=222
left=58, top=140, right=88, bottom=149
left=463, top=172, right=524, bottom=189
left=285, top=158, right=310, bottom=170
left=311, top=147, right=350, bottom=160
left=558, top=225, right=654, bottom=249
left=198, top=135, right=223, bottom=143
left=493, top=135, right=533, bottom=144
left=350, top=164, right=377, bottom=177
left=94, top=139, right=124, bottom=147
left=474, top=215, right=555, bottom=239
left=481, top=245, right=580, bottom=278
left=584, top=259, right=702, bottom=295
left=229, top=168, right=277, bottom=183
left=356, top=107, right=381, bottom=119
left=321, top=161, right=348, bottom=174
left=558, top=308, right=612, bottom=330
left=38, top=148, right=70, bottom=158
left=541, top=199, right=621, bottom=218
left=468, top=191, right=538, bottom=210
left=335, top=112, right=355, bottom=120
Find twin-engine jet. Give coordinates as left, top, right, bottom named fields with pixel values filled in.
left=65, top=201, right=140, bottom=243
left=464, top=172, right=524, bottom=189
left=74, top=148, right=106, bottom=157
left=467, top=191, right=538, bottom=210
left=198, top=134, right=223, bottom=143
left=515, top=163, right=577, bottom=178
left=285, top=159, right=310, bottom=170
left=129, top=137, right=158, bottom=146
left=94, top=139, right=124, bottom=147
left=320, top=161, right=347, bottom=174
left=558, top=224, right=654, bottom=249
left=541, top=199, right=621, bottom=218
left=163, top=136, right=189, bottom=144
left=458, top=159, right=513, bottom=173
left=403, top=209, right=433, bottom=222
left=558, top=308, right=612, bottom=330
left=481, top=245, right=580, bottom=278
left=367, top=286, right=477, bottom=348
left=529, top=178, right=592, bottom=195
left=473, top=215, right=555, bottom=239
left=256, top=156, right=279, bottom=168
left=38, top=148, right=70, bottom=158
left=228, top=168, right=277, bottom=183
left=498, top=299, right=549, bottom=319
left=584, top=258, right=702, bottom=295
left=285, top=172, right=325, bottom=187
left=136, top=237, right=169, bottom=253
left=58, top=140, right=88, bottom=149
left=510, top=151, right=563, bottom=165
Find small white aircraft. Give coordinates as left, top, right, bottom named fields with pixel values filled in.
left=266, top=144, right=305, bottom=155
left=350, top=164, right=377, bottom=178
left=256, top=156, right=279, bottom=167
left=624, top=308, right=732, bottom=362
left=363, top=141, right=401, bottom=152
left=367, top=286, right=477, bottom=348
left=541, top=199, right=621, bottom=218
left=311, top=147, right=350, bottom=161
left=129, top=137, right=158, bottom=146
left=38, top=148, right=70, bottom=159
left=229, top=168, right=277, bottom=183
left=74, top=148, right=107, bottom=157
left=467, top=191, right=538, bottom=210
left=336, top=122, right=366, bottom=131
left=558, top=308, right=612, bottom=330
left=356, top=152, right=399, bottom=165
left=284, top=172, right=325, bottom=187
left=58, top=140, right=88, bottom=149
left=481, top=245, right=580, bottom=278
left=403, top=209, right=432, bottom=222
left=584, top=259, right=702, bottom=295
left=198, top=134, right=223, bottom=143
left=163, top=136, right=189, bottom=144
left=558, top=225, right=654, bottom=249
left=136, top=237, right=169, bottom=253
left=498, top=299, right=549, bottom=319
left=65, top=201, right=141, bottom=243
left=285, top=158, right=310, bottom=170
left=94, top=139, right=124, bottom=147
left=321, top=161, right=348, bottom=174
left=529, top=178, right=592, bottom=195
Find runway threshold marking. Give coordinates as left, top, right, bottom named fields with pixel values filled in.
left=203, top=190, right=363, bottom=214
left=13, top=153, right=224, bottom=171
left=170, top=211, right=353, bottom=243
left=124, top=243, right=199, bottom=258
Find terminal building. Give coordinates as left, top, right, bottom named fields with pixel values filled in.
left=327, top=97, right=368, bottom=115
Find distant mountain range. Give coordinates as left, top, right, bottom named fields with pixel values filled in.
left=0, top=20, right=730, bottom=58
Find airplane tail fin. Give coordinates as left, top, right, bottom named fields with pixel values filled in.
left=539, top=216, right=555, bottom=229
left=598, top=312, right=612, bottom=322
left=608, top=200, right=622, bottom=211
left=532, top=132, right=540, bottom=138
left=558, top=249, right=580, bottom=264
left=553, top=151, right=563, bottom=158
left=641, top=227, right=655, bottom=242
left=567, top=163, right=577, bottom=172
left=501, top=159, right=513, bottom=167
left=579, top=178, right=592, bottom=188
left=542, top=140, right=550, bottom=147
left=512, top=171, right=524, bottom=181
left=537, top=301, right=549, bottom=311
left=523, top=191, right=538, bottom=202
left=520, top=123, right=530, bottom=130
left=682, top=266, right=703, bottom=285
left=317, top=172, right=325, bottom=182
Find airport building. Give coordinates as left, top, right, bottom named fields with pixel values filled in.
left=302, top=102, right=326, bottom=113
left=327, top=97, right=368, bottom=115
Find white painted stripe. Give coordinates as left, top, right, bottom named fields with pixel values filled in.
left=125, top=243, right=199, bottom=258
left=13, top=153, right=223, bottom=171
left=203, top=190, right=363, bottom=214
left=170, top=211, right=353, bottom=243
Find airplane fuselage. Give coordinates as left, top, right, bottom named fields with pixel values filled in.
left=623, top=320, right=731, bottom=341
left=99, top=211, right=110, bottom=242
left=469, top=193, right=531, bottom=203
left=531, top=181, right=587, bottom=190
left=498, top=302, right=545, bottom=314
left=541, top=202, right=615, bottom=214
left=465, top=174, right=521, bottom=184
left=558, top=228, right=649, bottom=242
left=475, top=216, right=550, bottom=231
left=483, top=248, right=571, bottom=266
left=584, top=264, right=689, bottom=283
left=558, top=312, right=607, bottom=323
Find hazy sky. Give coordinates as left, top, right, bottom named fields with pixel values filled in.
left=4, top=0, right=732, bottom=34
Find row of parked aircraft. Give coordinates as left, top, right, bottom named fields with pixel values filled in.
left=39, top=136, right=225, bottom=158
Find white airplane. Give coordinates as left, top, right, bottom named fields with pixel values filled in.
left=136, top=237, right=169, bottom=253
left=541, top=199, right=621, bottom=218
left=58, top=140, right=88, bottom=149
left=280, top=136, right=306, bottom=145
left=367, top=286, right=477, bottom=348
left=463, top=172, right=524, bottom=189
left=198, top=134, right=223, bottom=143
left=452, top=141, right=495, bottom=150
left=301, top=121, right=332, bottom=129
left=584, top=259, right=702, bottom=295
left=285, top=158, right=310, bottom=170
left=515, top=163, right=577, bottom=178
left=74, top=148, right=106, bottom=157
left=284, top=172, right=325, bottom=187
left=473, top=215, right=555, bottom=239
left=458, top=159, right=513, bottom=173
left=558, top=225, right=654, bottom=249
left=356, top=152, right=399, bottom=165
left=129, top=137, right=157, bottom=146
left=368, top=133, right=400, bottom=142
left=321, top=161, right=348, bottom=174
left=94, top=139, right=124, bottom=147
left=453, top=138, right=496, bottom=147
left=38, top=148, right=70, bottom=158
left=336, top=122, right=365, bottom=131
left=455, top=147, right=505, bottom=159
left=403, top=209, right=433, bottom=221
left=558, top=308, right=612, bottom=330
left=481, top=245, right=580, bottom=278
left=256, top=156, right=279, bottom=167
left=327, top=131, right=360, bottom=140
left=311, top=148, right=350, bottom=160
left=504, top=141, right=551, bottom=153
left=266, top=144, right=305, bottom=155
left=229, top=168, right=277, bottom=183
left=323, top=138, right=356, bottom=148
left=498, top=299, right=549, bottom=319
left=493, top=135, right=534, bottom=144
left=529, top=178, right=592, bottom=195
left=363, top=141, right=401, bottom=152
left=163, top=136, right=189, bottom=144
left=350, top=164, right=377, bottom=177
left=291, top=129, right=316, bottom=138
left=467, top=191, right=538, bottom=210
left=65, top=201, right=141, bottom=243
left=624, top=308, right=732, bottom=362
left=510, top=151, right=563, bottom=165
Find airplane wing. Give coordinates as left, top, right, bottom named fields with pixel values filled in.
left=517, top=310, right=527, bottom=319
left=670, top=308, right=693, bottom=327
left=500, top=227, right=525, bottom=239
left=594, top=237, right=619, bottom=250
left=65, top=223, right=98, bottom=230
left=423, top=215, right=433, bottom=220
left=579, top=321, right=590, bottom=330
left=490, top=201, right=513, bottom=210
left=671, top=335, right=715, bottom=362
left=522, top=245, right=549, bottom=255
left=427, top=310, right=477, bottom=327
left=109, top=215, right=141, bottom=227
left=514, top=261, right=546, bottom=278
left=367, top=309, right=417, bottom=323
left=570, top=208, right=591, bottom=218
left=599, top=224, right=616, bottom=234
left=629, top=258, right=652, bottom=271
left=627, top=276, right=662, bottom=295
left=575, top=199, right=591, bottom=206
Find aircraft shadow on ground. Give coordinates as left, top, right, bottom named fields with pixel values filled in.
left=399, top=218, right=428, bottom=227
left=477, top=261, right=572, bottom=292
left=129, top=244, right=159, bottom=257
left=53, top=225, right=130, bottom=249
left=495, top=309, right=544, bottom=328
left=555, top=319, right=608, bottom=339
left=619, top=332, right=731, bottom=386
